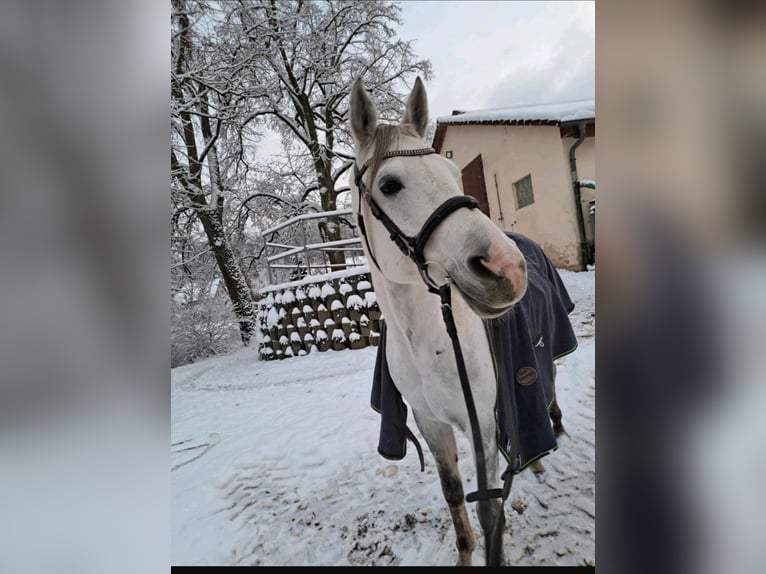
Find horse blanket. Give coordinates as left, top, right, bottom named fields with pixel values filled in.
left=370, top=232, right=578, bottom=474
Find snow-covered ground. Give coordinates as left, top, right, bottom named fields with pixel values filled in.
left=172, top=269, right=595, bottom=567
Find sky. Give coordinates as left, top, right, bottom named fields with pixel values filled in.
left=398, top=1, right=595, bottom=118
left=257, top=0, right=595, bottom=159
left=172, top=268, right=595, bottom=566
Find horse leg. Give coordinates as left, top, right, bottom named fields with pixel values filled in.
left=549, top=362, right=567, bottom=437
left=550, top=398, right=566, bottom=437
left=413, top=415, right=475, bottom=566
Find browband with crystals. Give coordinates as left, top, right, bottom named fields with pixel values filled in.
left=357, top=147, right=437, bottom=171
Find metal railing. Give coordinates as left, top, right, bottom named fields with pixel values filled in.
left=261, top=209, right=367, bottom=284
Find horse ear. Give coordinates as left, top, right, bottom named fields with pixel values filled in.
left=349, top=78, right=377, bottom=149
left=402, top=76, right=429, bottom=139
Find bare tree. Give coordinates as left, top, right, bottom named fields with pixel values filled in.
left=224, top=0, right=432, bottom=270
left=171, top=0, right=257, bottom=345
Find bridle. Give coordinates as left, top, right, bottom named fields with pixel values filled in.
left=353, top=147, right=479, bottom=293
left=353, top=147, right=519, bottom=525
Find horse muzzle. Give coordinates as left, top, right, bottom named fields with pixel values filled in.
left=450, top=237, right=528, bottom=318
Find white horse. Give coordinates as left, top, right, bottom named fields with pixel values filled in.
left=349, top=77, right=529, bottom=566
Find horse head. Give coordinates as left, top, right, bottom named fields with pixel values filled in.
left=349, top=77, right=527, bottom=318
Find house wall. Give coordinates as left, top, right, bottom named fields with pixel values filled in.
left=439, top=124, right=586, bottom=269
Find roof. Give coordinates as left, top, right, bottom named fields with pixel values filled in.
left=432, top=98, right=595, bottom=152
left=436, top=99, right=594, bottom=125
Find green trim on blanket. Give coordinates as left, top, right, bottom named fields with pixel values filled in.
left=552, top=341, right=579, bottom=361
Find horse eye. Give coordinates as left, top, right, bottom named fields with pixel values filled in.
left=379, top=176, right=404, bottom=196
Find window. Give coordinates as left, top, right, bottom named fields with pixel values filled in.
left=514, top=174, right=534, bottom=209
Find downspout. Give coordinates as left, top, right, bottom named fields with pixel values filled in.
left=568, top=121, right=590, bottom=269
left=493, top=173, right=505, bottom=227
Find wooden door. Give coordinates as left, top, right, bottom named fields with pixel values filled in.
left=461, top=154, right=490, bottom=217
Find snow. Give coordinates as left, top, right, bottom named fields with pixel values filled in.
left=330, top=300, right=344, bottom=311
left=357, top=281, right=372, bottom=291
left=266, top=238, right=361, bottom=264
left=266, top=307, right=280, bottom=328
left=346, top=294, right=364, bottom=310
left=364, top=292, right=377, bottom=306
left=260, top=209, right=355, bottom=237
left=331, top=329, right=346, bottom=341
left=321, top=283, right=336, bottom=298
left=308, top=286, right=322, bottom=299
left=302, top=305, right=313, bottom=314
left=436, top=99, right=594, bottom=125
left=282, top=290, right=296, bottom=304
left=261, top=266, right=370, bottom=294
left=339, top=283, right=353, bottom=295
left=172, top=277, right=222, bottom=305
left=172, top=269, right=595, bottom=566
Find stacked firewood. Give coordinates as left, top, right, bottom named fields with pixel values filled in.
left=256, top=274, right=382, bottom=360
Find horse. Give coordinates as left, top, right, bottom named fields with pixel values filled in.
left=349, top=76, right=539, bottom=566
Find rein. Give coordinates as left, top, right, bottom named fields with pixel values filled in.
left=353, top=148, right=517, bottom=511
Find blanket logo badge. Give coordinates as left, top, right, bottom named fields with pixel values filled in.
left=516, top=366, right=538, bottom=386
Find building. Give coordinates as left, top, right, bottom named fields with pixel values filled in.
left=432, top=99, right=595, bottom=270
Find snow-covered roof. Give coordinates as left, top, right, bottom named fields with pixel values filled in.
left=432, top=99, right=595, bottom=152
left=436, top=99, right=594, bottom=126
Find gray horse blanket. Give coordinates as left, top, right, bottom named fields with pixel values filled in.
left=370, top=232, right=578, bottom=474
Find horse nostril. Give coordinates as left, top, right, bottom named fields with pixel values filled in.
left=467, top=255, right=503, bottom=280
